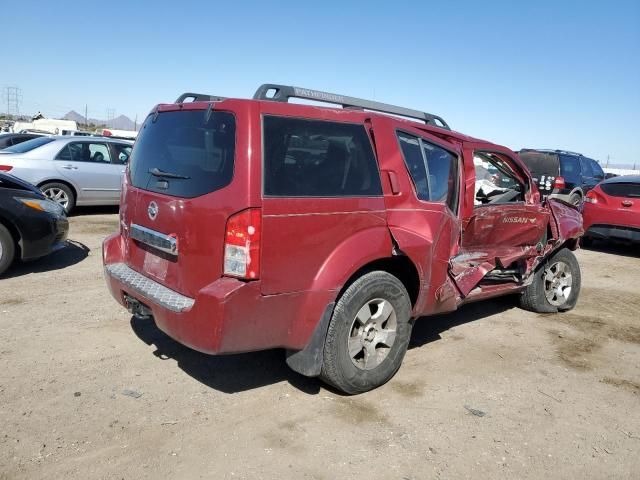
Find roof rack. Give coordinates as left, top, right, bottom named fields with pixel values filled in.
left=175, top=92, right=226, bottom=103
left=555, top=149, right=583, bottom=156
left=519, top=148, right=583, bottom=157
left=253, top=84, right=450, bottom=130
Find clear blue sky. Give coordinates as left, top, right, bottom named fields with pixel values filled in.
left=2, top=0, right=639, bottom=165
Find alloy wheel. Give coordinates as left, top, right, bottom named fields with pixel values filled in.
left=543, top=261, right=573, bottom=306
left=43, top=187, right=69, bottom=209
left=348, top=298, right=398, bottom=370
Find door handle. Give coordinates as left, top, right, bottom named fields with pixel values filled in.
left=622, top=200, right=633, bottom=207
left=384, top=170, right=400, bottom=194
left=61, top=164, right=78, bottom=170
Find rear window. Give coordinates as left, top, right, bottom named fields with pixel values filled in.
left=129, top=110, right=236, bottom=198
left=3, top=136, right=54, bottom=153
left=263, top=116, right=382, bottom=197
left=518, top=151, right=559, bottom=177
left=601, top=182, right=640, bottom=198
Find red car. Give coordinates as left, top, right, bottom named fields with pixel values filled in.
left=582, top=175, right=640, bottom=245
left=103, top=84, right=583, bottom=393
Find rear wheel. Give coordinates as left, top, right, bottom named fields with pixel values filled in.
left=519, top=248, right=581, bottom=313
left=0, top=223, right=16, bottom=276
left=320, top=271, right=412, bottom=394
left=41, top=182, right=75, bottom=214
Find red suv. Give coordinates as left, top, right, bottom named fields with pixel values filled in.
left=103, top=84, right=584, bottom=393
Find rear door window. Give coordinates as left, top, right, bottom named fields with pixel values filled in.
left=560, top=155, right=581, bottom=184
left=397, top=131, right=458, bottom=211
left=263, top=116, right=382, bottom=197
left=590, top=159, right=605, bottom=180
left=129, top=110, right=236, bottom=198
left=579, top=157, right=594, bottom=178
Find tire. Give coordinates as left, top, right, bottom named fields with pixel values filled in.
left=41, top=182, right=75, bottom=214
left=320, top=271, right=412, bottom=394
left=0, top=223, right=16, bottom=277
left=569, top=192, right=582, bottom=207
left=519, top=248, right=581, bottom=313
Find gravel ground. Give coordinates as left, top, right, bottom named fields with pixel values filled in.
left=1, top=208, right=639, bottom=479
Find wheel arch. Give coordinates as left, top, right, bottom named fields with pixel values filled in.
left=337, top=255, right=421, bottom=308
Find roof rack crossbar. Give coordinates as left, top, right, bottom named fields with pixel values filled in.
left=520, top=148, right=584, bottom=157
left=175, top=92, right=226, bottom=103
left=253, top=84, right=450, bottom=130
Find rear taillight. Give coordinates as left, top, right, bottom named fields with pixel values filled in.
left=0, top=165, right=13, bottom=172
left=224, top=208, right=261, bottom=280
left=553, top=176, right=566, bottom=189
left=584, top=190, right=603, bottom=204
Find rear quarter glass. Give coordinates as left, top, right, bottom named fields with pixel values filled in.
left=129, top=110, right=236, bottom=198
left=600, top=182, right=640, bottom=198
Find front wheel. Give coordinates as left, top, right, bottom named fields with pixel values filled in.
left=41, top=182, right=75, bottom=214
left=520, top=248, right=581, bottom=313
left=320, top=271, right=412, bottom=394
left=0, top=223, right=16, bottom=277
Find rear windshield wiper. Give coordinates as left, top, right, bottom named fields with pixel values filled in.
left=148, top=167, right=191, bottom=179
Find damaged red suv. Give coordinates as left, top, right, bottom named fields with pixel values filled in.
left=103, top=84, right=583, bottom=394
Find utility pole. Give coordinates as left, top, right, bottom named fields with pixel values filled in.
left=84, top=104, right=88, bottom=128
left=134, top=114, right=138, bottom=131
left=4, top=86, right=22, bottom=119
left=106, top=108, right=115, bottom=128
left=606, top=155, right=610, bottom=167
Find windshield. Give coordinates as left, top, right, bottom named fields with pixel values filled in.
left=2, top=136, right=55, bottom=153
left=129, top=110, right=236, bottom=198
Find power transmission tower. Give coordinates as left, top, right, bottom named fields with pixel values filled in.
left=106, top=108, right=115, bottom=127
left=4, top=86, right=22, bottom=118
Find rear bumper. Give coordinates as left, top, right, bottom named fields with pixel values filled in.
left=102, top=233, right=334, bottom=355
left=585, top=225, right=640, bottom=243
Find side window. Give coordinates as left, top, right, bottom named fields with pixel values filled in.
left=88, top=143, right=111, bottom=163
left=112, top=143, right=132, bottom=164
left=423, top=141, right=458, bottom=209
left=560, top=155, right=581, bottom=184
left=590, top=159, right=604, bottom=179
left=473, top=152, right=524, bottom=205
left=56, top=144, right=74, bottom=161
left=397, top=133, right=429, bottom=200
left=263, top=116, right=382, bottom=197
left=397, top=131, right=458, bottom=211
left=580, top=157, right=594, bottom=178
left=56, top=142, right=110, bottom=163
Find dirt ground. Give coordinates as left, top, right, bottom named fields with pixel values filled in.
left=1, top=208, right=639, bottom=479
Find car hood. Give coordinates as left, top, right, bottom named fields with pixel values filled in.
left=0, top=172, right=45, bottom=197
